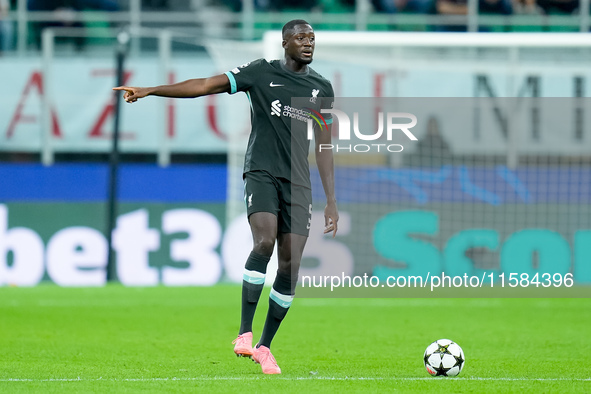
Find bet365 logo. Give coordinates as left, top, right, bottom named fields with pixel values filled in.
left=306, top=109, right=418, bottom=153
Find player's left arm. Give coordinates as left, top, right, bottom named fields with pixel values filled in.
left=315, top=121, right=338, bottom=237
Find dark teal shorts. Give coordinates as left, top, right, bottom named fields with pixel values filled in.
left=243, top=170, right=312, bottom=237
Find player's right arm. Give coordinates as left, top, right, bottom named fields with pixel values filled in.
left=112, top=74, right=230, bottom=103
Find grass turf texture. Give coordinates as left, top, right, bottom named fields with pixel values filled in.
left=0, top=286, right=589, bottom=393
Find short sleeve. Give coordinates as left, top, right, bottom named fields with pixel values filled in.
left=321, top=82, right=335, bottom=125
left=224, top=59, right=265, bottom=94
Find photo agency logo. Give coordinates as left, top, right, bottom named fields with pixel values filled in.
left=306, top=109, right=419, bottom=153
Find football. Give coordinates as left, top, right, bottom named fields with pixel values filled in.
left=424, top=339, right=465, bottom=377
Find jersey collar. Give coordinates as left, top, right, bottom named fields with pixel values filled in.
left=279, top=59, right=310, bottom=76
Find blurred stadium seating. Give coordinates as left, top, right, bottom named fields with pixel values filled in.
left=0, top=0, right=588, bottom=55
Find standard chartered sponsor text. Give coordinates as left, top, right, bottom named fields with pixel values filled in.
left=282, top=105, right=310, bottom=122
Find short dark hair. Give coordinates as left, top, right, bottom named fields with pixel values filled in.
left=282, top=19, right=311, bottom=38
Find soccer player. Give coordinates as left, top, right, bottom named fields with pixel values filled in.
left=113, top=19, right=338, bottom=375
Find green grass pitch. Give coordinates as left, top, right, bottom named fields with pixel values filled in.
left=0, top=285, right=590, bottom=393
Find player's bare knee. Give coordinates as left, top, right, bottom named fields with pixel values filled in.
left=253, top=238, right=275, bottom=257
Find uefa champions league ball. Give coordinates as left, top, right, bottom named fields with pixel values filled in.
left=423, top=339, right=465, bottom=377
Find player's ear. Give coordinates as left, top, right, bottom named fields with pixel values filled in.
left=282, top=39, right=288, bottom=49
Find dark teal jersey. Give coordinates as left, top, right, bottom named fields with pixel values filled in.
left=225, top=59, right=334, bottom=188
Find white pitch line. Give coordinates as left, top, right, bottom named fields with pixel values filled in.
left=0, top=377, right=590, bottom=383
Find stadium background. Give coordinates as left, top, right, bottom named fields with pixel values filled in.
left=1, top=2, right=591, bottom=392
left=1, top=1, right=590, bottom=287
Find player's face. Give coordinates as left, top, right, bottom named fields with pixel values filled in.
left=283, top=25, right=315, bottom=65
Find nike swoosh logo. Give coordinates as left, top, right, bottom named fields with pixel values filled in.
left=270, top=82, right=284, bottom=87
